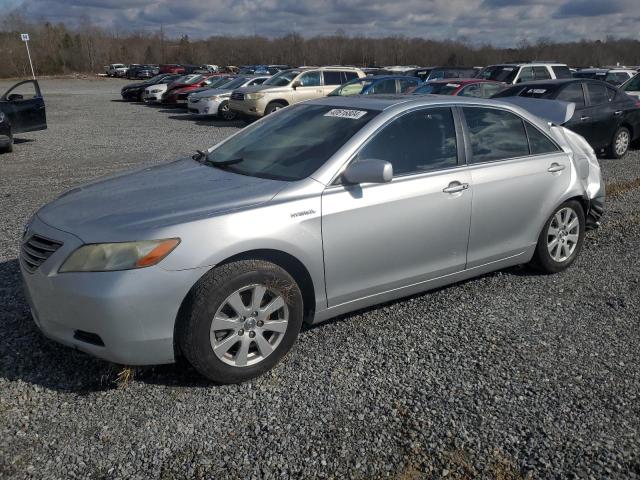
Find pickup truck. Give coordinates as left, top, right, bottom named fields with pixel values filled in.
left=105, top=64, right=128, bottom=77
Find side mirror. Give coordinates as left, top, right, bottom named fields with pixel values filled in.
left=292, top=80, right=301, bottom=89
left=8, top=93, right=24, bottom=101
left=342, top=159, right=393, bottom=185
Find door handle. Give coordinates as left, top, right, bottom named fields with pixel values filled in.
left=580, top=116, right=590, bottom=121
left=443, top=182, right=469, bottom=194
left=614, top=110, right=623, bottom=116
left=547, top=163, right=566, bottom=173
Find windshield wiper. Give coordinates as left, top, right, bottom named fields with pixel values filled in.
left=193, top=150, right=243, bottom=169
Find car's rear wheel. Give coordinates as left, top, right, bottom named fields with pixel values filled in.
left=608, top=126, right=630, bottom=159
left=531, top=200, right=585, bottom=273
left=265, top=101, right=286, bottom=115
left=177, top=260, right=303, bottom=383
left=218, top=101, right=236, bottom=121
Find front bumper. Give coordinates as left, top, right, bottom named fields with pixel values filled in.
left=229, top=99, right=264, bottom=117
left=20, top=215, right=208, bottom=366
left=144, top=91, right=164, bottom=103
left=187, top=98, right=223, bottom=115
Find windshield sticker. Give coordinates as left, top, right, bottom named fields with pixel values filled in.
left=324, top=109, right=368, bottom=119
left=446, top=83, right=461, bottom=88
left=529, top=89, right=547, bottom=94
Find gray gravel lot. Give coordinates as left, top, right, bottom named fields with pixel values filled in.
left=1, top=78, right=639, bottom=479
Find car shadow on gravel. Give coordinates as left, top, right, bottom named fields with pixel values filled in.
left=0, top=258, right=543, bottom=393
left=167, top=115, right=245, bottom=128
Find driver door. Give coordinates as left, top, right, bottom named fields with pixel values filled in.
left=1, top=80, right=47, bottom=134
left=292, top=71, right=324, bottom=102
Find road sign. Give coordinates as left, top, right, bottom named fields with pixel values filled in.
left=21, top=33, right=30, bottom=42
left=19, top=33, right=36, bottom=79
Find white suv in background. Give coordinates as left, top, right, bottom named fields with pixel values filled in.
left=478, top=62, right=572, bottom=84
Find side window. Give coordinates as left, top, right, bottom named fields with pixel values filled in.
left=369, top=79, right=397, bottom=94
left=587, top=82, right=608, bottom=105
left=3, top=80, right=40, bottom=101
left=534, top=66, right=552, bottom=80
left=518, top=67, right=534, bottom=83
left=462, top=107, right=530, bottom=163
left=552, top=66, right=572, bottom=79
left=398, top=79, right=418, bottom=93
left=354, top=107, right=458, bottom=176
left=323, top=71, right=343, bottom=86
left=556, top=83, right=585, bottom=106
left=525, top=121, right=560, bottom=155
left=249, top=78, right=266, bottom=86
left=459, top=84, right=482, bottom=97
left=342, top=71, right=359, bottom=82
left=298, top=71, right=321, bottom=87
left=482, top=83, right=504, bottom=98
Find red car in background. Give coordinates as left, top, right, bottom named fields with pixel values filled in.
left=160, top=74, right=219, bottom=106
left=412, top=78, right=505, bottom=98
left=160, top=64, right=186, bottom=75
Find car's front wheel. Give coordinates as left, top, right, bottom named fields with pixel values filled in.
left=531, top=200, right=585, bottom=273
left=608, top=126, right=631, bottom=159
left=265, top=101, right=286, bottom=115
left=177, top=260, right=304, bottom=383
left=218, top=101, right=236, bottom=121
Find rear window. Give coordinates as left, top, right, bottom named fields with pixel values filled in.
left=525, top=122, right=560, bottom=155
left=556, top=83, right=586, bottom=106
left=552, top=66, right=572, bottom=79
left=587, top=82, right=608, bottom=105
left=478, top=66, right=519, bottom=83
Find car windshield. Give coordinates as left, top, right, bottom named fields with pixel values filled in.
left=413, top=82, right=461, bottom=95
left=148, top=74, right=166, bottom=83
left=220, top=77, right=251, bottom=89
left=185, top=75, right=204, bottom=85
left=478, top=66, right=518, bottom=83
left=330, top=79, right=374, bottom=96
left=263, top=70, right=300, bottom=87
left=623, top=74, right=640, bottom=91
left=205, top=104, right=380, bottom=181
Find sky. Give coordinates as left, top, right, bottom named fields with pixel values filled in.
left=1, top=0, right=639, bottom=46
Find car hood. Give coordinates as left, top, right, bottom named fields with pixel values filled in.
left=36, top=158, right=288, bottom=242
left=191, top=88, right=232, bottom=98
left=235, top=84, right=289, bottom=95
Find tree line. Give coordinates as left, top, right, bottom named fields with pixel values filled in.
left=1, top=14, right=639, bottom=78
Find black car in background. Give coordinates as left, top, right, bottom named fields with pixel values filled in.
left=120, top=74, right=179, bottom=101
left=493, top=79, right=640, bottom=158
left=0, top=80, right=47, bottom=153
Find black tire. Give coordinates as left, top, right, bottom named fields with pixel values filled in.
left=177, top=260, right=304, bottom=384
left=264, top=101, right=286, bottom=115
left=218, top=101, right=237, bottom=121
left=531, top=200, right=585, bottom=274
left=0, top=134, right=13, bottom=154
left=608, top=126, right=631, bottom=159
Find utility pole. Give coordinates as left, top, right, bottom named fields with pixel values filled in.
left=20, top=33, right=36, bottom=80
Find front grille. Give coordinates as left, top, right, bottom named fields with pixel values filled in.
left=21, top=234, right=63, bottom=273
left=230, top=91, right=244, bottom=101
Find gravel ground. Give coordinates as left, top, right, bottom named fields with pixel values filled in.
left=1, top=78, right=639, bottom=479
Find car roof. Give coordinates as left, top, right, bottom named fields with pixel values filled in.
left=306, top=93, right=521, bottom=111
left=426, top=78, right=499, bottom=85
left=359, top=75, right=418, bottom=80
left=507, top=78, right=616, bottom=87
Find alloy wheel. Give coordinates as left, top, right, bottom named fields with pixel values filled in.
left=210, top=284, right=289, bottom=367
left=547, top=207, right=580, bottom=262
left=615, top=130, right=630, bottom=157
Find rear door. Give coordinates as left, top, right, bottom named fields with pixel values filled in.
left=556, top=82, right=592, bottom=141
left=321, top=71, right=344, bottom=95
left=322, top=106, right=471, bottom=306
left=584, top=81, right=617, bottom=148
left=461, top=106, right=571, bottom=267
left=0, top=80, right=46, bottom=134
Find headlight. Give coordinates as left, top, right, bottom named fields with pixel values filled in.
left=203, top=96, right=220, bottom=102
left=59, top=238, right=180, bottom=273
left=245, top=93, right=265, bottom=100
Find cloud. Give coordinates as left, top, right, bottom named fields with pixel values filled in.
left=5, top=0, right=640, bottom=46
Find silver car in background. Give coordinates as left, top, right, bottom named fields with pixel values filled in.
left=20, top=95, right=604, bottom=383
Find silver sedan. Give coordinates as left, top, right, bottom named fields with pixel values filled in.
left=20, top=95, right=605, bottom=383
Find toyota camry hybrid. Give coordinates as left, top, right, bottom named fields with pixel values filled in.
left=20, top=95, right=604, bottom=383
